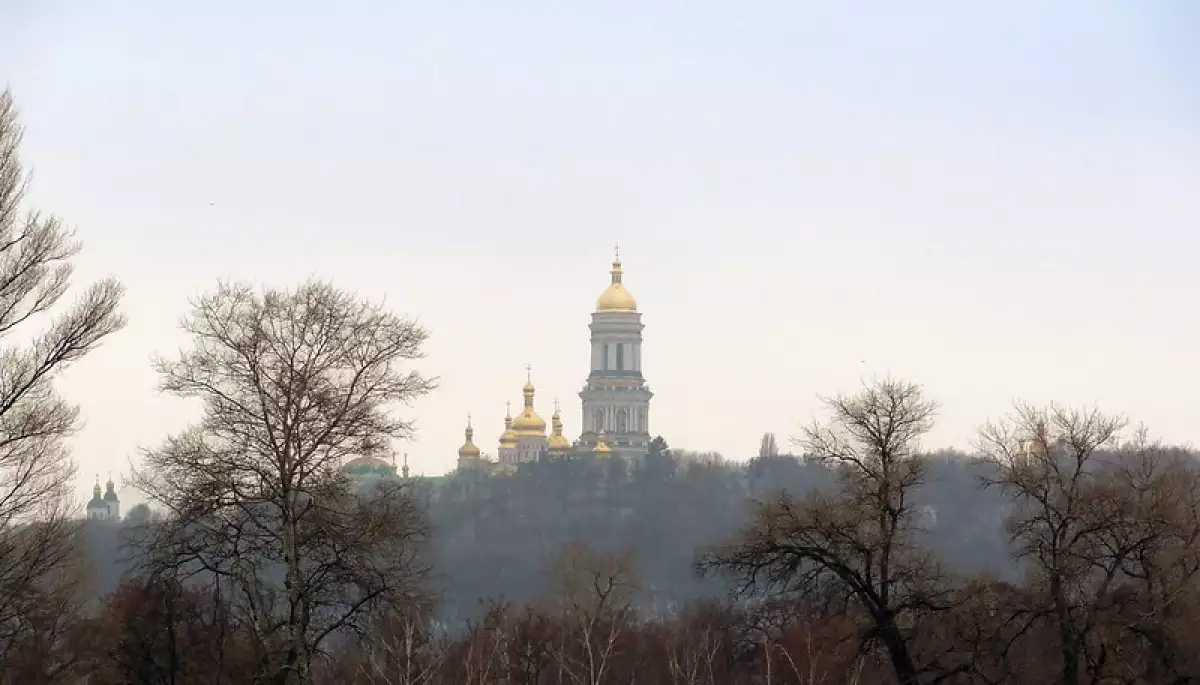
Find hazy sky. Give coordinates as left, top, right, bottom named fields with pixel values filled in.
left=2, top=2, right=1199, bottom=505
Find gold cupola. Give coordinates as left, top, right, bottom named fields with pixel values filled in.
left=510, top=366, right=547, bottom=436
left=595, top=244, right=637, bottom=313
left=593, top=429, right=612, bottom=456
left=548, top=399, right=571, bottom=454
left=499, top=402, right=519, bottom=449
left=457, top=415, right=481, bottom=461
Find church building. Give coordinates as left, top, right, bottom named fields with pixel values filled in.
left=86, top=475, right=121, bottom=522
left=457, top=249, right=653, bottom=471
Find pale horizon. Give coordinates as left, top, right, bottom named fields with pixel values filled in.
left=3, top=2, right=1198, bottom=510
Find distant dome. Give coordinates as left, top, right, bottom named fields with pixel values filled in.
left=511, top=407, right=547, bottom=435
left=458, top=419, right=481, bottom=460
left=511, top=375, right=546, bottom=435
left=594, top=430, right=612, bottom=455
left=596, top=256, right=637, bottom=312
left=342, top=455, right=396, bottom=481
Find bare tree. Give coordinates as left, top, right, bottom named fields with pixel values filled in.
left=548, top=543, right=639, bottom=685
left=353, top=601, right=446, bottom=685
left=131, top=280, right=435, bottom=685
left=976, top=403, right=1123, bottom=685
left=977, top=405, right=1200, bottom=685
left=699, top=378, right=959, bottom=685
left=0, top=89, right=125, bottom=667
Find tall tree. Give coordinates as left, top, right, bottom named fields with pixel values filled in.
left=0, top=89, right=125, bottom=669
left=132, top=280, right=434, bottom=685
left=975, top=404, right=1200, bottom=684
left=757, top=433, right=779, bottom=459
left=699, top=378, right=957, bottom=685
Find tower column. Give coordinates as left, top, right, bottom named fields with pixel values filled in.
left=579, top=247, right=653, bottom=458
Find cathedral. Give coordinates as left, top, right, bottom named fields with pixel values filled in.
left=456, top=249, right=653, bottom=471
left=86, top=474, right=121, bottom=522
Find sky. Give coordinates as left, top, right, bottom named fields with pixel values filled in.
left=1, top=1, right=1199, bottom=507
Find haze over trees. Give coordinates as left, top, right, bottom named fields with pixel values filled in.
left=4, top=87, right=1200, bottom=684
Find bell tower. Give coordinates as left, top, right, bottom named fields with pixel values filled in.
left=578, top=245, right=652, bottom=457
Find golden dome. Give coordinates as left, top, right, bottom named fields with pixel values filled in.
left=548, top=400, right=571, bottom=452
left=511, top=368, right=547, bottom=435
left=593, top=429, right=612, bottom=455
left=595, top=246, right=637, bottom=312
left=457, top=416, right=481, bottom=460
left=499, top=403, right=519, bottom=448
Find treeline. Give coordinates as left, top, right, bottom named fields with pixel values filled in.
left=425, top=442, right=1015, bottom=621
left=29, top=395, right=1200, bottom=685
left=4, top=87, right=1200, bottom=684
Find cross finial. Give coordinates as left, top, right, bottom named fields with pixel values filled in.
left=554, top=398, right=561, bottom=413
left=526, top=364, right=532, bottom=382
left=614, top=242, right=620, bottom=261
left=467, top=412, right=472, bottom=427
left=506, top=400, right=511, bottom=415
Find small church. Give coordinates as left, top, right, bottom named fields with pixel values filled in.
left=86, top=475, right=121, bottom=522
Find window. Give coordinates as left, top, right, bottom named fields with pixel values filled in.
left=616, top=343, right=624, bottom=371
left=602, top=343, right=609, bottom=370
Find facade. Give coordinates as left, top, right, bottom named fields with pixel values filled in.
left=456, top=249, right=651, bottom=471
left=86, top=475, right=121, bottom=522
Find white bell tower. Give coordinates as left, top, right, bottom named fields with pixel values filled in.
left=578, top=245, right=652, bottom=457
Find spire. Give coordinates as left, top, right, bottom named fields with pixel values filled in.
left=522, top=365, right=535, bottom=407
left=500, top=401, right=519, bottom=447
left=401, top=452, right=410, bottom=479
left=92, top=474, right=101, bottom=499
left=103, top=472, right=119, bottom=501
left=610, top=242, right=623, bottom=285
left=548, top=398, right=571, bottom=453
left=596, top=245, right=637, bottom=312
left=465, top=413, right=474, bottom=442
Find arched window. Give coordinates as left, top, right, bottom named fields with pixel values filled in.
left=615, top=409, right=628, bottom=433
left=594, top=409, right=605, bottom=432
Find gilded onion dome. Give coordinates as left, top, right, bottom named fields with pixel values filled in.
left=457, top=416, right=481, bottom=460
left=499, top=402, right=519, bottom=448
left=510, top=368, right=547, bottom=436
left=593, top=429, right=612, bottom=455
left=548, top=400, right=571, bottom=453
left=595, top=245, right=637, bottom=312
